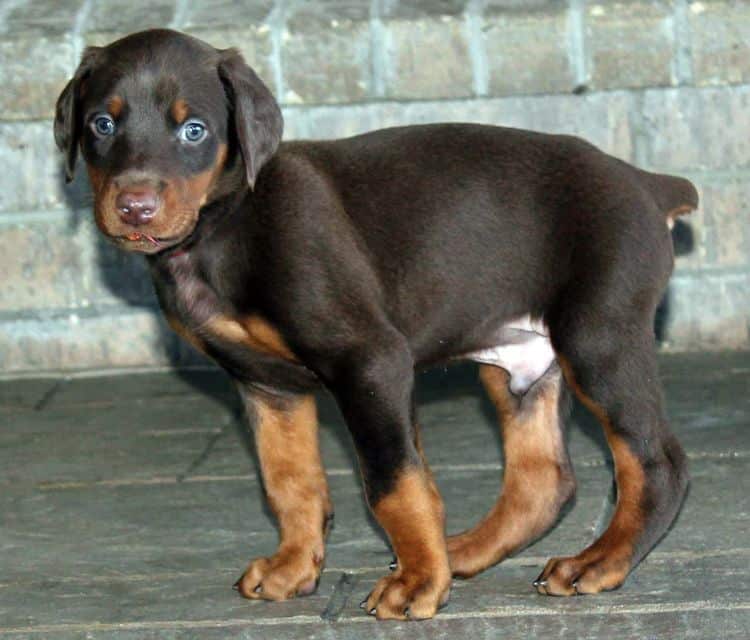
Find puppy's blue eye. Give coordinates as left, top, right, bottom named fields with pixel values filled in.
left=92, top=115, right=115, bottom=137
left=179, top=120, right=207, bottom=143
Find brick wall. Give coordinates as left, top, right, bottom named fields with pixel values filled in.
left=0, top=0, right=748, bottom=373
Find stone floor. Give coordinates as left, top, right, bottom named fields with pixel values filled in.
left=0, top=352, right=748, bottom=639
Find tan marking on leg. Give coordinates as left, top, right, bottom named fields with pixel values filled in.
left=170, top=98, right=189, bottom=124
left=165, top=314, right=205, bottom=354
left=535, top=358, right=645, bottom=596
left=366, top=468, right=451, bottom=620
left=243, top=315, right=299, bottom=361
left=202, top=314, right=299, bottom=362
left=447, top=364, right=574, bottom=578
left=237, top=393, right=332, bottom=601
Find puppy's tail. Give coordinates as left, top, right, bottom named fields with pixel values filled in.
left=638, top=169, right=699, bottom=229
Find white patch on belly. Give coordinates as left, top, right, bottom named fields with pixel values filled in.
left=464, top=316, right=555, bottom=395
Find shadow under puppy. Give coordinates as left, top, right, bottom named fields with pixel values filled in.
left=55, top=29, right=696, bottom=620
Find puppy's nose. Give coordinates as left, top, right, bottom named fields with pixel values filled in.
left=116, top=189, right=159, bottom=226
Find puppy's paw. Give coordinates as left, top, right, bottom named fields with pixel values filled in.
left=534, top=552, right=631, bottom=596
left=235, top=546, right=323, bottom=601
left=362, top=566, right=451, bottom=620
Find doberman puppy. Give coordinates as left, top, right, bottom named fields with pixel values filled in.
left=55, top=29, right=695, bottom=620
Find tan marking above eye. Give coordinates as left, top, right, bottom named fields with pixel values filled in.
left=107, top=95, right=124, bottom=118
left=171, top=98, right=189, bottom=124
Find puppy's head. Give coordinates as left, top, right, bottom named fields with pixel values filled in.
left=54, top=29, right=282, bottom=254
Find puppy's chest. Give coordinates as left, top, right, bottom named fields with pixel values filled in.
left=153, top=255, right=298, bottom=366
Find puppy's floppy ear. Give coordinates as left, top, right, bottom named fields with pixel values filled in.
left=54, top=46, right=102, bottom=182
left=218, top=49, right=283, bottom=190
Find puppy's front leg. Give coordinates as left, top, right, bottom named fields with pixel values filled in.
left=235, top=389, right=333, bottom=600
left=330, top=343, right=451, bottom=620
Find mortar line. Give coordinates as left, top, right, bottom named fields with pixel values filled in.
left=3, top=547, right=748, bottom=588
left=0, top=0, right=25, bottom=34
left=2, top=600, right=748, bottom=634
left=369, top=0, right=386, bottom=97
left=169, top=0, right=191, bottom=29
left=27, top=450, right=750, bottom=492
left=5, top=82, right=750, bottom=128
left=70, top=0, right=93, bottom=61
left=568, top=0, right=588, bottom=89
left=466, top=0, right=488, bottom=97
left=672, top=0, right=694, bottom=86
left=268, top=0, right=286, bottom=102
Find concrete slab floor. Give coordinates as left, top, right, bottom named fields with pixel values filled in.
left=0, top=352, right=748, bottom=639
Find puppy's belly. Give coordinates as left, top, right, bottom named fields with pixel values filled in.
left=463, top=316, right=555, bottom=395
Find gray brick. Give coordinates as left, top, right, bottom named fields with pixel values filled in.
left=697, top=177, right=750, bottom=268
left=668, top=271, right=750, bottom=349
left=673, top=175, right=750, bottom=273
left=282, top=1, right=372, bottom=104
left=584, top=0, right=675, bottom=90
left=84, top=0, right=177, bottom=43
left=0, top=35, right=74, bottom=120
left=381, top=0, right=467, bottom=19
left=74, top=215, right=158, bottom=309
left=0, top=122, right=76, bottom=213
left=383, top=15, right=474, bottom=99
left=485, top=0, right=559, bottom=7
left=299, top=91, right=633, bottom=160
left=3, top=0, right=83, bottom=35
left=0, top=216, right=80, bottom=312
left=0, top=208, right=156, bottom=314
left=483, top=2, right=576, bottom=97
left=280, top=106, right=309, bottom=139
left=641, top=86, right=750, bottom=171
left=689, top=0, right=750, bottom=86
left=0, top=308, right=203, bottom=374
left=182, top=0, right=275, bottom=29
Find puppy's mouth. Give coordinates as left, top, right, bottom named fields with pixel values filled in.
left=114, top=230, right=187, bottom=254
left=124, top=231, right=162, bottom=246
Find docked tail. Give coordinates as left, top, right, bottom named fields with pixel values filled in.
left=638, top=169, right=699, bottom=229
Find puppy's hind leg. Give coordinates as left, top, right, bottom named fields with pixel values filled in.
left=447, top=364, right=576, bottom=578
left=535, top=312, right=688, bottom=596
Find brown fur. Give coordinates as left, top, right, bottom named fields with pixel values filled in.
left=170, top=98, right=189, bottom=124
left=92, top=143, right=227, bottom=253
left=366, top=468, right=451, bottom=620
left=202, top=314, right=298, bottom=362
left=447, top=365, right=575, bottom=578
left=235, top=393, right=332, bottom=601
left=107, top=95, right=124, bottom=118
left=534, top=359, right=646, bottom=596
left=165, top=314, right=205, bottom=353
left=53, top=29, right=693, bottom=620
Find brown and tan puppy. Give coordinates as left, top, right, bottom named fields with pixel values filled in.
left=55, top=29, right=695, bottom=620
